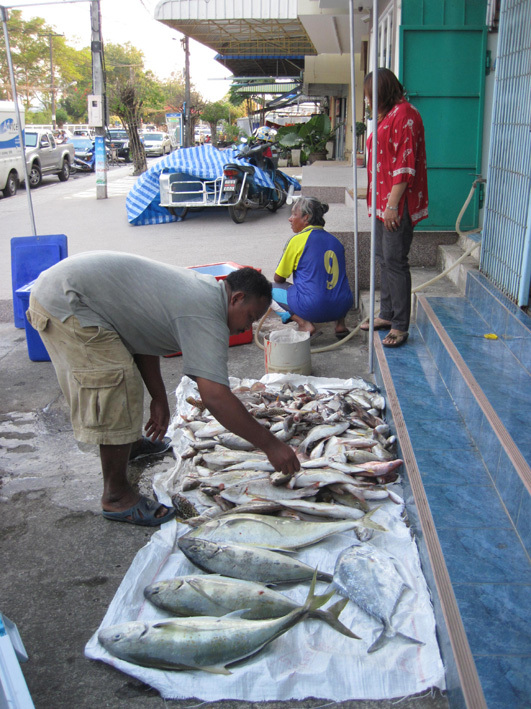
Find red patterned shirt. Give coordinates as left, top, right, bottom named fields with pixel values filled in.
left=367, top=99, right=428, bottom=226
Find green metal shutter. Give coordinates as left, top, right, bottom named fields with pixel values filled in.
left=400, top=0, right=487, bottom=231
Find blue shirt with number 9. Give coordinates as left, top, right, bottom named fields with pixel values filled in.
left=275, top=226, right=353, bottom=322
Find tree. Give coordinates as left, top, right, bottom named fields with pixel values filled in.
left=0, top=10, right=91, bottom=122
left=200, top=101, right=232, bottom=148
left=156, top=72, right=205, bottom=138
left=105, top=42, right=165, bottom=174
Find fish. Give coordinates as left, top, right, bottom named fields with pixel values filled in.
left=201, top=448, right=266, bottom=469
left=182, top=513, right=370, bottom=551
left=192, top=470, right=270, bottom=488
left=298, top=422, right=350, bottom=455
left=290, top=469, right=363, bottom=489
left=195, top=421, right=228, bottom=438
left=267, top=500, right=387, bottom=531
left=216, top=433, right=256, bottom=451
left=333, top=543, right=424, bottom=653
left=219, top=479, right=318, bottom=505
left=143, top=574, right=360, bottom=639
left=177, top=537, right=333, bottom=583
left=221, top=459, right=275, bottom=472
left=100, top=575, right=350, bottom=674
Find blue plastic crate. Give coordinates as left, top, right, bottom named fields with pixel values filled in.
left=15, top=281, right=50, bottom=362
left=11, top=235, right=67, bottom=328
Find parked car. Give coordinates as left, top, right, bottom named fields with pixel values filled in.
left=0, top=100, right=25, bottom=197
left=70, top=136, right=94, bottom=162
left=143, top=131, right=172, bottom=157
left=24, top=128, right=75, bottom=187
left=106, top=128, right=132, bottom=162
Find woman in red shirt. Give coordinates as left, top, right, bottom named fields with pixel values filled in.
left=362, top=68, right=428, bottom=347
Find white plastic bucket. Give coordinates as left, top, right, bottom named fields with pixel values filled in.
left=264, top=329, right=312, bottom=375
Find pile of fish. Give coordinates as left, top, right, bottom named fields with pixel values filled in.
left=171, top=378, right=404, bottom=534
left=98, top=378, right=424, bottom=674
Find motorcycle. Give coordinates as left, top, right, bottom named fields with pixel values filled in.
left=220, top=138, right=293, bottom=224
left=71, top=139, right=112, bottom=173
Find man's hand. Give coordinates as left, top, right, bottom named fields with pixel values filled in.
left=145, top=396, right=170, bottom=441
left=133, top=354, right=170, bottom=442
left=263, top=438, right=300, bottom=476
left=196, top=377, right=300, bottom=475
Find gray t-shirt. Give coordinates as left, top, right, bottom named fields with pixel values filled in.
left=32, top=251, right=230, bottom=386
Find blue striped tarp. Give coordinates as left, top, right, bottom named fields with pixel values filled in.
left=126, top=144, right=301, bottom=226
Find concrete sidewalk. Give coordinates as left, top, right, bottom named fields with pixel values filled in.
left=0, top=162, right=448, bottom=708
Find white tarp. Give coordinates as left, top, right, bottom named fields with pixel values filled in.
left=85, top=375, right=446, bottom=701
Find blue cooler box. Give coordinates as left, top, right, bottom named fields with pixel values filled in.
left=15, top=281, right=51, bottom=362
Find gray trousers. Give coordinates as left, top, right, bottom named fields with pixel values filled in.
left=374, top=203, right=414, bottom=332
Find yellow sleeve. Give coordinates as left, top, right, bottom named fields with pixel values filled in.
left=275, top=231, right=311, bottom=279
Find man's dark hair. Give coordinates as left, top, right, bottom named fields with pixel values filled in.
left=226, top=267, right=272, bottom=302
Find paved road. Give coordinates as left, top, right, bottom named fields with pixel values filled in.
left=0, top=163, right=448, bottom=708
left=1, top=162, right=301, bottom=303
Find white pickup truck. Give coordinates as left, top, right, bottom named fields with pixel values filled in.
left=24, top=128, right=75, bottom=187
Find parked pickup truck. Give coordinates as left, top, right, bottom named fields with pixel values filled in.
left=24, top=129, right=75, bottom=187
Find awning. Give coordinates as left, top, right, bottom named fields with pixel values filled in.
left=154, top=0, right=316, bottom=57
left=214, top=54, right=305, bottom=77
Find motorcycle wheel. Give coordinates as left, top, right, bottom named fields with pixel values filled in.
left=266, top=177, right=287, bottom=212
left=228, top=185, right=248, bottom=223
left=168, top=206, right=189, bottom=221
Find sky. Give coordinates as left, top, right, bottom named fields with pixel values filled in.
left=15, top=0, right=234, bottom=101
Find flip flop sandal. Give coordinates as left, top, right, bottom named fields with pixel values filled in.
left=102, top=495, right=176, bottom=527
left=129, top=435, right=173, bottom=462
left=335, top=330, right=350, bottom=340
left=382, top=332, right=409, bottom=348
left=360, top=319, right=392, bottom=332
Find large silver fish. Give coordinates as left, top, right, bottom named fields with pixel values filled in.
left=100, top=576, right=348, bottom=674
left=182, top=513, right=369, bottom=551
left=333, top=543, right=424, bottom=653
left=143, top=574, right=359, bottom=639
left=177, top=537, right=333, bottom=583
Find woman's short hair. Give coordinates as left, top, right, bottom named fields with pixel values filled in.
left=364, top=68, right=404, bottom=116
left=293, top=196, right=329, bottom=227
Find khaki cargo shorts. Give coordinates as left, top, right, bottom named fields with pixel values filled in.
left=27, top=295, right=144, bottom=445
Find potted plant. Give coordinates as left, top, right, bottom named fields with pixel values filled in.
left=356, top=121, right=367, bottom=167
left=277, top=114, right=339, bottom=164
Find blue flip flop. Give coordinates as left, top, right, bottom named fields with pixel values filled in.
left=129, top=436, right=173, bottom=462
left=102, top=495, right=176, bottom=527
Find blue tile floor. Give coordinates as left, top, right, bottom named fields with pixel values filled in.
left=379, top=326, right=531, bottom=709
left=427, top=296, right=531, bottom=469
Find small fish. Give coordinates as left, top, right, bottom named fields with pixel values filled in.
left=196, top=421, right=228, bottom=438
left=221, top=459, right=275, bottom=472
left=216, top=433, right=256, bottom=451
left=219, top=479, right=317, bottom=505
left=291, top=469, right=362, bottom=489
left=333, top=543, right=424, bottom=653
left=298, top=422, right=350, bottom=455
left=266, top=500, right=387, bottom=531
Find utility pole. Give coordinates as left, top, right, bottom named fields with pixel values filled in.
left=90, top=0, right=107, bottom=199
left=181, top=35, right=191, bottom=147
left=39, top=32, right=63, bottom=130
